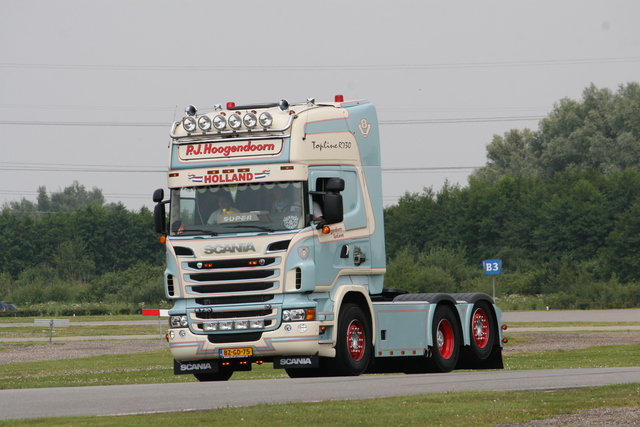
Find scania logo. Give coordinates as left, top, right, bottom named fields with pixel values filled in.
left=180, top=362, right=212, bottom=371
left=204, top=243, right=256, bottom=254
left=279, top=357, right=313, bottom=365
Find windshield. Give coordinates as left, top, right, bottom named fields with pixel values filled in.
left=169, top=182, right=306, bottom=236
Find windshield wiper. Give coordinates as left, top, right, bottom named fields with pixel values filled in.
left=224, top=225, right=276, bottom=232
left=178, top=229, right=219, bottom=236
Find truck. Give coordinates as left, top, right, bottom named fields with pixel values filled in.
left=152, top=95, right=506, bottom=381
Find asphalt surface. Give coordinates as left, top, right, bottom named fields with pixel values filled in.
left=1, top=367, right=639, bottom=420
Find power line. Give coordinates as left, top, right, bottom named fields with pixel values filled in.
left=380, top=116, right=544, bottom=124
left=0, top=120, right=166, bottom=127
left=383, top=166, right=479, bottom=172
left=0, top=56, right=637, bottom=71
left=0, top=103, right=176, bottom=112
left=0, top=162, right=164, bottom=173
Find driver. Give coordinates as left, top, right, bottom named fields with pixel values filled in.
left=271, top=185, right=301, bottom=213
left=207, top=193, right=239, bottom=224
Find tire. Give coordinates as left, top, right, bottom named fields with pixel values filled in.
left=193, top=369, right=233, bottom=382
left=429, top=304, right=461, bottom=373
left=327, top=303, right=372, bottom=376
left=468, top=301, right=496, bottom=361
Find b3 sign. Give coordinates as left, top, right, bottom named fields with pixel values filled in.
left=483, top=259, right=502, bottom=275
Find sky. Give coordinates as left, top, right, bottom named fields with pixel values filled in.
left=1, top=1, right=639, bottom=211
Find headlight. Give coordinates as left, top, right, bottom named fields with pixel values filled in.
left=203, top=322, right=218, bottom=332
left=213, top=114, right=227, bottom=130
left=234, top=320, right=249, bottom=330
left=259, top=112, right=273, bottom=128
left=198, top=115, right=212, bottom=131
left=243, top=113, right=257, bottom=129
left=183, top=117, right=197, bottom=132
left=170, top=315, right=188, bottom=328
left=250, top=319, right=265, bottom=329
left=228, top=113, right=242, bottom=129
left=282, top=309, right=315, bottom=322
left=219, top=321, right=233, bottom=331
left=202, top=320, right=265, bottom=331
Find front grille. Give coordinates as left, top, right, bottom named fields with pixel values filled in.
left=189, top=270, right=276, bottom=282
left=195, top=295, right=274, bottom=305
left=194, top=309, right=273, bottom=320
left=174, top=246, right=194, bottom=256
left=191, top=282, right=276, bottom=294
left=167, top=275, right=175, bottom=296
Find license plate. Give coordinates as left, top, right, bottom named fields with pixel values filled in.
left=219, top=347, right=253, bottom=358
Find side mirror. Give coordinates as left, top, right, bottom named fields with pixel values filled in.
left=152, top=189, right=167, bottom=235
left=323, top=192, right=343, bottom=224
left=154, top=203, right=167, bottom=234
left=153, top=188, right=164, bottom=203
left=322, top=178, right=344, bottom=225
left=326, top=177, right=345, bottom=192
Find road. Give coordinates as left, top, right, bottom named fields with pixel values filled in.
left=1, top=367, right=639, bottom=420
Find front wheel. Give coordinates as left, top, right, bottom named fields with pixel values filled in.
left=327, top=303, right=372, bottom=376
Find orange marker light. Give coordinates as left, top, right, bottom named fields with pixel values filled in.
left=158, top=236, right=167, bottom=244
left=322, top=226, right=331, bottom=234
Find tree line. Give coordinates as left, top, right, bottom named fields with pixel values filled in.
left=1, top=83, right=639, bottom=311
left=384, top=83, right=640, bottom=309
left=0, top=182, right=165, bottom=307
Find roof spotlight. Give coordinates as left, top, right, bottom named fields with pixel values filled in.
left=183, top=116, right=197, bottom=132
left=228, top=113, right=242, bottom=129
left=198, top=116, right=212, bottom=131
left=243, top=113, right=257, bottom=129
left=213, top=115, right=227, bottom=130
left=259, top=112, right=273, bottom=128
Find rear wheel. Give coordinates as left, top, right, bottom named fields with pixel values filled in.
left=469, top=301, right=496, bottom=361
left=429, top=304, right=461, bottom=373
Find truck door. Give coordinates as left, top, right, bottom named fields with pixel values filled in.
left=309, top=167, right=371, bottom=290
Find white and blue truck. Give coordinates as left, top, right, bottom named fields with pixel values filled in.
left=152, top=96, right=506, bottom=381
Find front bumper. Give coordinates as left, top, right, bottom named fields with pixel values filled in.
left=169, top=320, right=334, bottom=361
